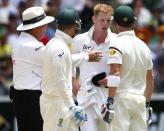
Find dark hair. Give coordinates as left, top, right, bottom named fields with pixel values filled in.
left=57, top=23, right=74, bottom=31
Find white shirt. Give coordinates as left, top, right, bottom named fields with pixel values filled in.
left=72, top=26, right=117, bottom=84
left=41, top=30, right=75, bottom=107
left=108, top=31, right=153, bottom=95
left=12, top=32, right=45, bottom=90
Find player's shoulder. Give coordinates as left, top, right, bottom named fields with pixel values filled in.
left=110, top=32, right=117, bottom=37
left=109, top=32, right=117, bottom=43
left=135, top=36, right=150, bottom=51
left=109, top=35, right=124, bottom=54
left=110, top=35, right=121, bottom=46
left=46, top=37, right=68, bottom=52
left=73, top=32, right=89, bottom=42
left=72, top=32, right=89, bottom=50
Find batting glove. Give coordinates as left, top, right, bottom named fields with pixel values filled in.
left=146, top=102, right=153, bottom=125
left=101, top=97, right=115, bottom=124
left=69, top=106, right=87, bottom=126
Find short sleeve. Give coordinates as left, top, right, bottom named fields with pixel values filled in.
left=107, top=47, right=123, bottom=65
left=147, top=49, right=153, bottom=70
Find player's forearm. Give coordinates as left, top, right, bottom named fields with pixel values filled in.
left=72, top=77, right=80, bottom=95
left=144, top=70, right=154, bottom=102
left=144, top=87, right=153, bottom=102
left=108, top=87, right=117, bottom=98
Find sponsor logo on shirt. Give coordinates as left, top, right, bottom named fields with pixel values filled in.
left=82, top=45, right=93, bottom=51
left=58, top=52, right=64, bottom=57
left=35, top=46, right=43, bottom=51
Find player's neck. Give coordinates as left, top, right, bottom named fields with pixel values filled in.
left=92, top=30, right=107, bottom=45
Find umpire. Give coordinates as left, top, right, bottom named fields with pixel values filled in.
left=10, top=7, right=54, bottom=131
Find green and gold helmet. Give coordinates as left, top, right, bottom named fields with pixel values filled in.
left=113, top=5, right=137, bottom=26
left=56, top=8, right=81, bottom=31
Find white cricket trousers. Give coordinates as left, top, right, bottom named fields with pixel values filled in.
left=110, top=93, right=147, bottom=131
left=40, top=94, right=79, bottom=131
left=80, top=105, right=110, bottom=131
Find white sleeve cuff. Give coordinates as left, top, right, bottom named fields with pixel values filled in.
left=107, top=57, right=122, bottom=64
left=82, top=52, right=89, bottom=61
left=107, top=75, right=120, bottom=87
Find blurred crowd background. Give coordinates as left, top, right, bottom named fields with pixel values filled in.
left=0, top=0, right=164, bottom=96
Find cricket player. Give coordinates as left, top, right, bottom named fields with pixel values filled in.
left=101, top=5, right=154, bottom=131
left=72, top=4, right=116, bottom=131
left=40, top=8, right=103, bottom=131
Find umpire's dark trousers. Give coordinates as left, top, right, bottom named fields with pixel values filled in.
left=10, top=86, right=43, bottom=131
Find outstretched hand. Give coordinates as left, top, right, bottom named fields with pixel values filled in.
left=88, top=50, right=103, bottom=62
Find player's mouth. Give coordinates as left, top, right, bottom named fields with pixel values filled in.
left=102, top=27, right=108, bottom=31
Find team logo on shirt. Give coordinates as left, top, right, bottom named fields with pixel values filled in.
left=109, top=49, right=116, bottom=56
left=57, top=118, right=63, bottom=127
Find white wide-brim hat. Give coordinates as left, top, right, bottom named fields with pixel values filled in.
left=17, top=6, right=55, bottom=31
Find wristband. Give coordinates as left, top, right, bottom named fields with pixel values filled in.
left=107, top=75, right=120, bottom=87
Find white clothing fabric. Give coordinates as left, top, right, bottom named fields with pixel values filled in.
left=108, top=31, right=153, bottom=95
left=77, top=72, right=107, bottom=118
left=12, top=32, right=45, bottom=90
left=72, top=53, right=89, bottom=67
left=40, top=94, right=78, bottom=131
left=80, top=105, right=110, bottom=131
left=72, top=26, right=117, bottom=131
left=72, top=26, right=117, bottom=85
left=41, top=29, right=75, bottom=107
left=40, top=29, right=90, bottom=131
left=107, top=30, right=153, bottom=131
left=111, top=93, right=147, bottom=131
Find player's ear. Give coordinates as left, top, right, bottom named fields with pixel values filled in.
left=92, top=16, right=96, bottom=24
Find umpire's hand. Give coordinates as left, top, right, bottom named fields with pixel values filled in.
left=88, top=51, right=102, bottom=62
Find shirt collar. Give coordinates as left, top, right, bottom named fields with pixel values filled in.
left=19, top=32, right=39, bottom=43
left=117, top=30, right=135, bottom=37
left=55, top=29, right=73, bottom=46
left=88, top=25, right=113, bottom=43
